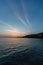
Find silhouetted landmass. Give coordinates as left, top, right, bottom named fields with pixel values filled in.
left=22, top=32, right=43, bottom=38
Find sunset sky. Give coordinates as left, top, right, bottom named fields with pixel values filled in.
left=0, top=0, right=43, bottom=37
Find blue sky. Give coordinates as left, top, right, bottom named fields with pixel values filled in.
left=0, top=0, right=43, bottom=36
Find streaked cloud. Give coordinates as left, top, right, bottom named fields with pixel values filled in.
left=6, top=29, right=20, bottom=33
left=15, top=12, right=27, bottom=26
left=0, top=21, right=15, bottom=30
left=21, top=0, right=33, bottom=29
left=7, top=0, right=30, bottom=27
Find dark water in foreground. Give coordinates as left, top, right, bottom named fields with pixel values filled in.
left=0, top=38, right=43, bottom=65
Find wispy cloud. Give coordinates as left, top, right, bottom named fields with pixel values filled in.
left=6, top=0, right=28, bottom=27
left=15, top=12, right=27, bottom=26
left=0, top=21, right=20, bottom=35
left=6, top=28, right=20, bottom=33
left=21, top=0, right=33, bottom=29
left=0, top=21, right=15, bottom=31
left=6, top=0, right=33, bottom=34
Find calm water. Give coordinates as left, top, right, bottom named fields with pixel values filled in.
left=0, top=38, right=43, bottom=65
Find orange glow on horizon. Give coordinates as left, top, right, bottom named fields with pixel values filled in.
left=0, top=29, right=28, bottom=37
left=0, top=32, right=27, bottom=37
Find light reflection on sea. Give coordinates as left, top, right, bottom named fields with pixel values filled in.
left=0, top=38, right=43, bottom=65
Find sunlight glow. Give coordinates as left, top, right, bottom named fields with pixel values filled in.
left=6, top=29, right=20, bottom=33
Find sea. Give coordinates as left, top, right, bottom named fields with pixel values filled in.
left=0, top=38, right=43, bottom=65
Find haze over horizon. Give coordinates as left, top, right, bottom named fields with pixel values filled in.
left=0, top=0, right=43, bottom=37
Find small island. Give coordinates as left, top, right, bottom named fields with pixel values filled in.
left=22, top=32, right=43, bottom=38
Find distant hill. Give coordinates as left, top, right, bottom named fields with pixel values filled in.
left=22, top=32, right=43, bottom=38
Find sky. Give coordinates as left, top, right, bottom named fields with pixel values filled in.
left=0, top=0, right=43, bottom=37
